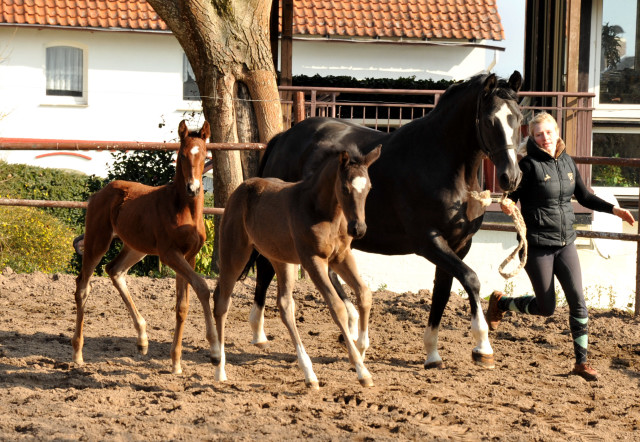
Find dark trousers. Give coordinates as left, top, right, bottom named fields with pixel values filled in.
left=499, top=242, right=589, bottom=363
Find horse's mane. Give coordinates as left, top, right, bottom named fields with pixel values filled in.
left=431, top=72, right=518, bottom=115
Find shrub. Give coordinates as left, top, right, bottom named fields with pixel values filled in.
left=0, top=160, right=95, bottom=230
left=0, top=206, right=76, bottom=273
left=195, top=217, right=215, bottom=275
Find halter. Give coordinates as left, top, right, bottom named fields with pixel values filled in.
left=474, top=86, right=518, bottom=164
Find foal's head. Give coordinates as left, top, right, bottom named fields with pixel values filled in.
left=336, top=145, right=382, bottom=239
left=177, top=120, right=210, bottom=198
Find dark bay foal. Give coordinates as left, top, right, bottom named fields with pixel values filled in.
left=212, top=145, right=381, bottom=388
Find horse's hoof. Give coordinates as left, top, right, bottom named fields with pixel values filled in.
left=472, top=351, right=495, bottom=369
left=359, top=377, right=374, bottom=388
left=172, top=366, right=183, bottom=375
left=305, top=380, right=320, bottom=390
left=252, top=340, right=269, bottom=349
left=137, top=344, right=148, bottom=355
left=424, top=360, right=445, bottom=370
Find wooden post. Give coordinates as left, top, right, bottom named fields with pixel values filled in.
left=564, top=0, right=581, bottom=155
left=293, top=91, right=306, bottom=124
left=280, top=0, right=294, bottom=128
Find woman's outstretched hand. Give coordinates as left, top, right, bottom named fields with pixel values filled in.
left=613, top=206, right=636, bottom=226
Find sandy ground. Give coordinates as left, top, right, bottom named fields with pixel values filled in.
left=1, top=269, right=640, bottom=440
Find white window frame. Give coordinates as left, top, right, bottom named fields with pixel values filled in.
left=590, top=0, right=640, bottom=122
left=179, top=53, right=202, bottom=111
left=42, top=42, right=88, bottom=106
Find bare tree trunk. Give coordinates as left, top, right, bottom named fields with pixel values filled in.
left=147, top=0, right=283, bottom=273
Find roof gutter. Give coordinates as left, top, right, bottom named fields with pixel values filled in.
left=289, top=35, right=506, bottom=51
left=0, top=23, right=172, bottom=35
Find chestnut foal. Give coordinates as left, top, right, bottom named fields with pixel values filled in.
left=72, top=120, right=216, bottom=375
left=212, top=145, right=381, bottom=388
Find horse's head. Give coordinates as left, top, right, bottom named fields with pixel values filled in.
left=177, top=120, right=210, bottom=198
left=477, top=71, right=523, bottom=192
left=336, top=145, right=382, bottom=239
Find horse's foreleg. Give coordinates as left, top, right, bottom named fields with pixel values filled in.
left=420, top=234, right=494, bottom=369
left=162, top=250, right=217, bottom=376
left=272, top=262, right=319, bottom=389
left=250, top=255, right=275, bottom=348
left=331, top=253, right=371, bottom=358
left=329, top=269, right=359, bottom=341
left=105, top=246, right=149, bottom=356
left=303, top=257, right=373, bottom=387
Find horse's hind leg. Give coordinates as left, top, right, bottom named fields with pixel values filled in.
left=329, top=269, right=359, bottom=341
left=423, top=267, right=453, bottom=369
left=250, top=254, right=275, bottom=348
left=303, top=256, right=373, bottom=387
left=272, top=261, right=319, bottom=389
left=105, top=245, right=148, bottom=355
left=331, top=252, right=372, bottom=358
left=72, top=227, right=114, bottom=365
left=212, top=243, right=255, bottom=382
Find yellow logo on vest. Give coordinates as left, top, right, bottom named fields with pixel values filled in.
left=543, top=174, right=551, bottom=181
left=568, top=172, right=574, bottom=181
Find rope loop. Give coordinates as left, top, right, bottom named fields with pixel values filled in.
left=469, top=190, right=528, bottom=279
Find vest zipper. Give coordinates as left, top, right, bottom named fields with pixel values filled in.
left=555, top=158, right=566, bottom=245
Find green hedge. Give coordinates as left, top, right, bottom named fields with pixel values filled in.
left=0, top=160, right=96, bottom=230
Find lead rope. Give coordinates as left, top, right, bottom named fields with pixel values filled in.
left=469, top=190, right=528, bottom=279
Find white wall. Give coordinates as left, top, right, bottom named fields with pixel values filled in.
left=0, top=27, right=204, bottom=176
left=291, top=39, right=497, bottom=81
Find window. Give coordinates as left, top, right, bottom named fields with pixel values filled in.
left=592, top=1, right=640, bottom=188
left=592, top=131, right=640, bottom=187
left=183, top=54, right=200, bottom=101
left=46, top=46, right=84, bottom=98
left=598, top=0, right=640, bottom=104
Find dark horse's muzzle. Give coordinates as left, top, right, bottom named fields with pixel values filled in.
left=499, top=169, right=522, bottom=192
left=348, top=220, right=367, bottom=239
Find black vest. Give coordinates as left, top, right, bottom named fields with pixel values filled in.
left=517, top=138, right=578, bottom=247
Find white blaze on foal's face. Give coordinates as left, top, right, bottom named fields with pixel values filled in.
left=351, top=176, right=368, bottom=193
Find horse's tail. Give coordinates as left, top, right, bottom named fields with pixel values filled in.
left=257, top=132, right=283, bottom=177
left=239, top=249, right=260, bottom=280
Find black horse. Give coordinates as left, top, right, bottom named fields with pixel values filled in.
left=248, top=71, right=523, bottom=369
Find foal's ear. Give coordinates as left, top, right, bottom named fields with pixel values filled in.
left=339, top=150, right=351, bottom=166
left=178, top=120, right=189, bottom=140
left=482, top=73, right=497, bottom=95
left=364, top=144, right=382, bottom=166
left=199, top=121, right=211, bottom=141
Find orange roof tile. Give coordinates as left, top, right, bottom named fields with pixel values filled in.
left=0, top=0, right=168, bottom=31
left=286, top=0, right=504, bottom=41
left=0, top=0, right=504, bottom=41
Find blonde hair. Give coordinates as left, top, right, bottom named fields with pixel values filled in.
left=528, top=111, right=559, bottom=135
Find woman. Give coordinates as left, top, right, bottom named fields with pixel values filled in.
left=487, top=111, right=635, bottom=381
